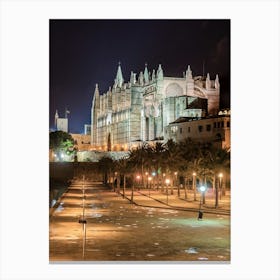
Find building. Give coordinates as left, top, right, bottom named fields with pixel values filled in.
left=71, top=133, right=91, bottom=151
left=165, top=110, right=231, bottom=150
left=84, top=124, right=91, bottom=135
left=54, top=109, right=69, bottom=133
left=91, top=63, right=220, bottom=151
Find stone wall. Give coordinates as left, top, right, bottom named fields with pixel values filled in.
left=77, top=150, right=129, bottom=162
left=71, top=133, right=91, bottom=151
left=50, top=162, right=74, bottom=181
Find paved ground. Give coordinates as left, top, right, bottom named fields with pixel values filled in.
left=49, top=180, right=230, bottom=262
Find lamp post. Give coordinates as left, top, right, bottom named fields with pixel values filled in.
left=145, top=172, right=149, bottom=189
left=219, top=173, right=223, bottom=200
left=215, top=174, right=219, bottom=208
left=198, top=185, right=206, bottom=220
left=78, top=174, right=87, bottom=259
left=192, top=172, right=197, bottom=201
left=148, top=177, right=152, bottom=196
left=174, top=171, right=179, bottom=196
left=114, top=172, right=118, bottom=192
left=152, top=171, right=156, bottom=190
left=165, top=178, right=170, bottom=204
left=136, top=175, right=141, bottom=191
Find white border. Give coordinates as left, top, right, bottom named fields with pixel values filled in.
left=1, top=0, right=279, bottom=279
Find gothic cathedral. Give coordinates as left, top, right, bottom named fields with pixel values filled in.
left=91, top=63, right=220, bottom=151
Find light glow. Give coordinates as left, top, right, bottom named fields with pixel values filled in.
left=199, top=185, right=206, bottom=192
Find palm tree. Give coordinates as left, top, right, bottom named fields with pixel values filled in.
left=116, top=157, right=129, bottom=198
left=128, top=143, right=150, bottom=189
left=151, top=142, right=166, bottom=190
left=164, top=139, right=182, bottom=195
left=187, top=157, right=203, bottom=201
left=98, top=156, right=114, bottom=186
left=203, top=144, right=230, bottom=207
left=179, top=138, right=204, bottom=201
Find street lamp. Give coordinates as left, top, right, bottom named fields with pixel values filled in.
left=192, top=172, right=197, bottom=201
left=145, top=172, right=148, bottom=188
left=198, top=185, right=206, bottom=220
left=219, top=173, right=223, bottom=200
left=174, top=171, right=179, bottom=196
left=165, top=178, right=170, bottom=204
left=152, top=171, right=156, bottom=190
left=148, top=177, right=152, bottom=196
left=215, top=174, right=220, bottom=208
left=78, top=175, right=87, bottom=259
left=136, top=175, right=141, bottom=191
left=114, top=172, right=118, bottom=192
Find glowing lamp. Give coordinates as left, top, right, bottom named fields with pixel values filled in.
left=199, top=185, right=206, bottom=192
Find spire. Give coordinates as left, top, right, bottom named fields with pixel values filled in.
left=215, top=74, right=220, bottom=89
left=186, top=65, right=192, bottom=80
left=54, top=110, right=59, bottom=128
left=144, top=63, right=149, bottom=84
left=130, top=71, right=136, bottom=85
left=139, top=71, right=144, bottom=86
left=156, top=64, right=163, bottom=80
left=152, top=69, right=156, bottom=81
left=115, top=62, right=124, bottom=87
left=206, top=73, right=211, bottom=90
left=94, top=83, right=99, bottom=98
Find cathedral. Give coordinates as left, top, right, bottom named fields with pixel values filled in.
left=91, top=63, right=220, bottom=151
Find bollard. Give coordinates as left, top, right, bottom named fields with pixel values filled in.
left=198, top=210, right=203, bottom=220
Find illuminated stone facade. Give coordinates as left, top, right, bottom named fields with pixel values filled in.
left=165, top=111, right=231, bottom=150
left=91, top=64, right=220, bottom=151
left=55, top=110, right=68, bottom=133
left=71, top=134, right=91, bottom=151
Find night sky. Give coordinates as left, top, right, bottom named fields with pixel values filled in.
left=50, top=19, right=230, bottom=133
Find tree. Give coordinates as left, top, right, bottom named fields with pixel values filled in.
left=164, top=139, right=182, bottom=195
left=151, top=142, right=166, bottom=190
left=203, top=144, right=230, bottom=207
left=49, top=131, right=75, bottom=161
left=128, top=143, right=150, bottom=188
left=98, top=156, right=114, bottom=186
left=115, top=157, right=129, bottom=197
left=179, top=139, right=205, bottom=201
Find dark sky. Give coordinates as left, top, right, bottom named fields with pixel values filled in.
left=50, top=19, right=230, bottom=133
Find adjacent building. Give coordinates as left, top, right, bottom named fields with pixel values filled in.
left=54, top=109, right=69, bottom=133
left=71, top=133, right=91, bottom=151
left=165, top=110, right=231, bottom=150
left=84, top=124, right=91, bottom=135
